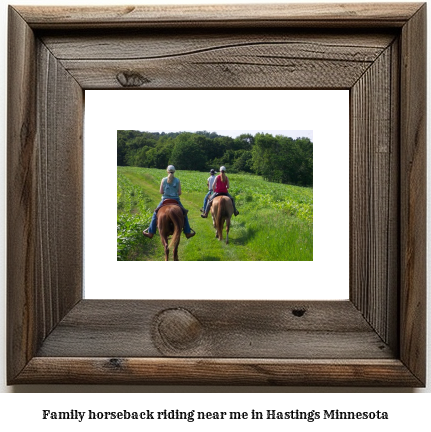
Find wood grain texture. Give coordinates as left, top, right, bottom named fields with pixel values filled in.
left=350, top=43, right=399, bottom=348
left=36, top=300, right=394, bottom=359
left=7, top=6, right=38, bottom=381
left=47, top=31, right=394, bottom=89
left=7, top=6, right=83, bottom=382
left=15, top=3, right=423, bottom=29
left=15, top=358, right=422, bottom=386
left=40, top=31, right=395, bottom=60
left=399, top=3, right=427, bottom=384
left=7, top=3, right=426, bottom=386
left=35, top=40, right=84, bottom=334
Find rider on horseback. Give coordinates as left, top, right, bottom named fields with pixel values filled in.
left=143, top=165, right=196, bottom=239
left=201, top=166, right=239, bottom=218
left=201, top=168, right=216, bottom=213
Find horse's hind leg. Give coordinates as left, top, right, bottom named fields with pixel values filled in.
left=218, top=217, right=226, bottom=242
left=173, top=245, right=179, bottom=261
left=211, top=213, right=218, bottom=238
left=226, top=219, right=230, bottom=244
left=160, top=234, right=169, bottom=261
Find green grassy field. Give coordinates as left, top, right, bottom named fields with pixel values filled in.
left=117, top=166, right=313, bottom=261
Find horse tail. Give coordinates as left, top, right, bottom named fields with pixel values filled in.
left=216, top=197, right=226, bottom=239
left=168, top=207, right=183, bottom=250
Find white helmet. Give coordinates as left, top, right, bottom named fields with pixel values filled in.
left=220, top=166, right=226, bottom=172
left=167, top=165, right=176, bottom=173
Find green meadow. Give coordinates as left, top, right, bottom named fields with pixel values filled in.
left=117, top=167, right=313, bottom=261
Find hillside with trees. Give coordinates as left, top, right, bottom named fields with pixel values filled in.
left=117, top=130, right=313, bottom=186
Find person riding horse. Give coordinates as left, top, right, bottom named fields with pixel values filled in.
left=143, top=165, right=195, bottom=239
left=201, top=166, right=239, bottom=218
left=201, top=168, right=216, bottom=213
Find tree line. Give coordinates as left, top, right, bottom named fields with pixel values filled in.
left=117, top=130, right=313, bottom=186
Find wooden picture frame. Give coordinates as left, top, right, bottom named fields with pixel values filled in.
left=7, top=3, right=426, bottom=386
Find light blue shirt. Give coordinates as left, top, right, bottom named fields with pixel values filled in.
left=162, top=177, right=180, bottom=200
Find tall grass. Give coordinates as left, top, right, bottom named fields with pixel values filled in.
left=117, top=173, right=153, bottom=260
left=117, top=167, right=313, bottom=261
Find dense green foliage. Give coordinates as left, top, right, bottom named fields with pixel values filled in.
left=117, top=173, right=153, bottom=260
left=117, top=166, right=313, bottom=261
left=118, top=130, right=313, bottom=187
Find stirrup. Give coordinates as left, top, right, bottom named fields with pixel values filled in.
left=143, top=229, right=154, bottom=239
left=186, top=228, right=196, bottom=239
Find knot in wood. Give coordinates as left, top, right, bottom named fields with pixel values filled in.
left=292, top=308, right=306, bottom=317
left=116, top=71, right=150, bottom=87
left=108, top=358, right=123, bottom=369
left=154, top=308, right=203, bottom=351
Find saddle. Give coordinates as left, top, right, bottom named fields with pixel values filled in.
left=210, top=192, right=229, bottom=202
left=160, top=199, right=180, bottom=207
left=155, top=199, right=188, bottom=215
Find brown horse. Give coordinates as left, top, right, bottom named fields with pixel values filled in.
left=210, top=195, right=234, bottom=244
left=157, top=204, right=184, bottom=261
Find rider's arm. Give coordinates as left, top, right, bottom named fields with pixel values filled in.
left=178, top=180, right=182, bottom=196
left=159, top=179, right=164, bottom=195
left=226, top=177, right=230, bottom=189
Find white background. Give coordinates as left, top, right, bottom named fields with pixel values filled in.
left=0, top=0, right=429, bottom=425
left=84, top=90, right=349, bottom=300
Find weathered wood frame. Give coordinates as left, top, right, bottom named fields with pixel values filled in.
left=7, top=3, right=426, bottom=386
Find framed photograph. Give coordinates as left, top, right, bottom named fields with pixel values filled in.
left=7, top=3, right=426, bottom=386
left=85, top=89, right=349, bottom=300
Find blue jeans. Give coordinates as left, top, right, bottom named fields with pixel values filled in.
left=147, top=198, right=191, bottom=234
left=203, top=190, right=213, bottom=210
